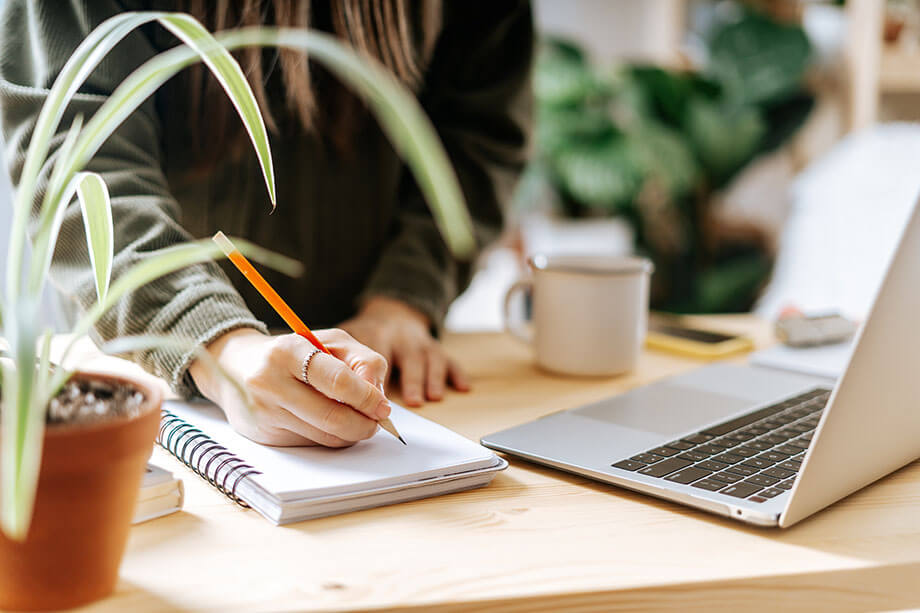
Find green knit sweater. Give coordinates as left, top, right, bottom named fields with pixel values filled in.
left=0, top=1, right=533, bottom=395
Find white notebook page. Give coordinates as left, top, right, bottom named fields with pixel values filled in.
left=163, top=400, right=499, bottom=502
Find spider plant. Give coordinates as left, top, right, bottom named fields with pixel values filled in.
left=1, top=12, right=474, bottom=541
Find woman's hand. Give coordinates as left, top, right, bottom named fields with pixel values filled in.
left=189, top=328, right=390, bottom=447
left=339, top=296, right=470, bottom=407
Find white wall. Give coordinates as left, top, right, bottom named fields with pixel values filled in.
left=533, top=0, right=687, bottom=65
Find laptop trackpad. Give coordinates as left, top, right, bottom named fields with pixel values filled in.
left=572, top=383, right=751, bottom=437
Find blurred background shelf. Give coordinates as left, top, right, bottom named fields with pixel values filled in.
left=879, top=45, right=920, bottom=91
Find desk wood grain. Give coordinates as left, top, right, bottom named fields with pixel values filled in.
left=71, top=316, right=920, bottom=612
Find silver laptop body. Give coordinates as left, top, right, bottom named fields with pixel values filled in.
left=482, top=197, right=920, bottom=528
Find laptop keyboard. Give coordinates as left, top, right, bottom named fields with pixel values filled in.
left=611, top=388, right=830, bottom=503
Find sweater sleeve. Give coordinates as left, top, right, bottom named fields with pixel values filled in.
left=360, top=0, right=534, bottom=328
left=0, top=0, right=267, bottom=396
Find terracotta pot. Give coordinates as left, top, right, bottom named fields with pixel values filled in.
left=0, top=372, right=162, bottom=610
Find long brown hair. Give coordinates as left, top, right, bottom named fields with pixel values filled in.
left=180, top=0, right=441, bottom=157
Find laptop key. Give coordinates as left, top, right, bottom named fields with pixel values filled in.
left=762, top=467, right=795, bottom=480
left=683, top=433, right=714, bottom=444
left=760, top=488, right=784, bottom=498
left=721, top=482, right=764, bottom=498
left=664, top=466, right=712, bottom=484
left=638, top=457, right=693, bottom=477
left=697, top=460, right=729, bottom=472
left=777, top=479, right=795, bottom=490
left=730, top=446, right=759, bottom=458
left=710, top=471, right=743, bottom=484
left=694, top=445, right=724, bottom=456
left=725, top=464, right=758, bottom=477
left=631, top=453, right=665, bottom=464
left=677, top=451, right=709, bottom=462
left=692, top=479, right=725, bottom=491
left=612, top=460, right=645, bottom=471
left=745, top=440, right=773, bottom=451
left=759, top=451, right=790, bottom=462
left=665, top=440, right=694, bottom=451
left=774, top=444, right=802, bottom=456
left=746, top=474, right=780, bottom=487
left=709, top=438, right=741, bottom=448
left=788, top=438, right=811, bottom=450
left=726, top=432, right=756, bottom=442
left=759, top=434, right=787, bottom=445
left=741, top=457, right=774, bottom=469
left=778, top=460, right=802, bottom=471
left=648, top=447, right=679, bottom=457
left=700, top=403, right=787, bottom=436
left=712, top=453, right=744, bottom=464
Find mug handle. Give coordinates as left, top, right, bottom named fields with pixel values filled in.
left=503, top=279, right=534, bottom=343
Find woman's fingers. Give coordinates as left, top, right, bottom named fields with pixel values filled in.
left=447, top=358, right=471, bottom=392
left=425, top=350, right=447, bottom=401
left=397, top=348, right=426, bottom=407
left=318, top=329, right=390, bottom=390
left=306, top=352, right=390, bottom=420
left=272, top=404, right=366, bottom=448
left=271, top=333, right=389, bottom=421
left=269, top=375, right=380, bottom=443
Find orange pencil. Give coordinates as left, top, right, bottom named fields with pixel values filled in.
left=212, top=231, right=405, bottom=444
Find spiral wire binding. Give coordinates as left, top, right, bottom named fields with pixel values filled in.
left=158, top=410, right=262, bottom=507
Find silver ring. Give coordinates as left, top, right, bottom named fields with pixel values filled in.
left=301, top=347, right=320, bottom=387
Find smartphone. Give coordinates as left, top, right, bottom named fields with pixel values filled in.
left=646, top=316, right=754, bottom=359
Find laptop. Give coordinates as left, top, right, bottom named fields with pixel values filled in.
left=481, top=197, right=920, bottom=528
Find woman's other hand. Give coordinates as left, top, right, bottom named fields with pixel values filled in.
left=339, top=296, right=470, bottom=407
left=189, top=328, right=390, bottom=447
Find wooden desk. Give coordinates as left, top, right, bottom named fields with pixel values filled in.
left=77, top=316, right=920, bottom=612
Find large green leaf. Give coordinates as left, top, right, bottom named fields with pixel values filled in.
left=628, top=121, right=699, bottom=200
left=75, top=173, right=114, bottom=305
left=684, top=96, right=765, bottom=186
left=708, top=11, right=812, bottom=107
left=552, top=139, right=642, bottom=212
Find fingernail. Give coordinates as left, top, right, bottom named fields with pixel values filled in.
left=376, top=400, right=391, bottom=420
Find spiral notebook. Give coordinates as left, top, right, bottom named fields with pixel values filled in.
left=157, top=399, right=507, bottom=524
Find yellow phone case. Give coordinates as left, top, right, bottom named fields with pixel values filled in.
left=645, top=330, right=755, bottom=359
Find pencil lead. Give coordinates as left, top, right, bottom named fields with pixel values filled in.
left=398, top=435, right=407, bottom=445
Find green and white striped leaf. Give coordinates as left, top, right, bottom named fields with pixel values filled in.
left=9, top=11, right=172, bottom=302
left=76, top=173, right=114, bottom=305
left=0, top=297, right=43, bottom=541
left=27, top=12, right=276, bottom=306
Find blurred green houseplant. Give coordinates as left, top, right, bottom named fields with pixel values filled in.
left=0, top=11, right=474, bottom=549
left=522, top=7, right=813, bottom=312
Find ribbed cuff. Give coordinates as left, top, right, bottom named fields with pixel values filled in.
left=143, top=287, right=268, bottom=397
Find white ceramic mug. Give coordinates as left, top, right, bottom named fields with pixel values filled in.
left=503, top=254, right=653, bottom=376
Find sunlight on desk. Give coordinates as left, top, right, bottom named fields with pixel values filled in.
left=67, top=317, right=920, bottom=612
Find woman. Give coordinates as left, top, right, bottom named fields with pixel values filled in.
left=0, top=1, right=532, bottom=447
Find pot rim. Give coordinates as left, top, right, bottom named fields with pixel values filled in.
left=41, top=371, right=163, bottom=438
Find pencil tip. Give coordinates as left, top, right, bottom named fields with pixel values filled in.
left=398, top=436, right=407, bottom=445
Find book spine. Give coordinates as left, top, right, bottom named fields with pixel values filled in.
left=157, top=410, right=261, bottom=506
